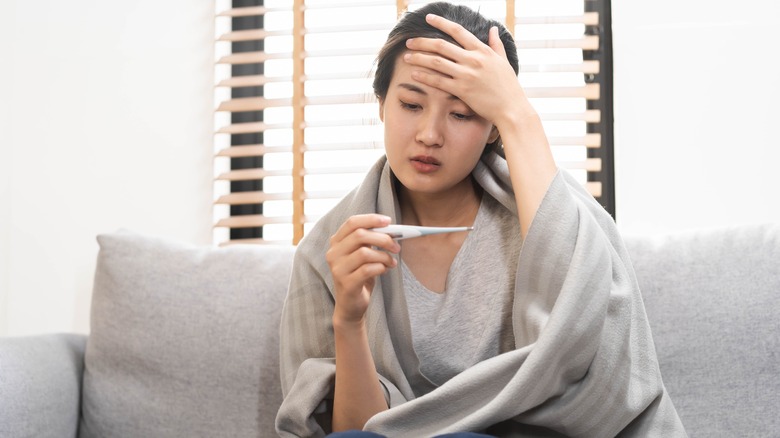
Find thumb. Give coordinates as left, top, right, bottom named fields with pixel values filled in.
left=364, top=277, right=376, bottom=294
left=488, top=26, right=508, bottom=59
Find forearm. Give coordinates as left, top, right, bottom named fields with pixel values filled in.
left=332, top=318, right=388, bottom=431
left=497, top=108, right=558, bottom=239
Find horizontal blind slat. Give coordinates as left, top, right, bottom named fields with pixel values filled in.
left=303, top=166, right=372, bottom=176
left=526, top=84, right=599, bottom=99
left=304, top=0, right=393, bottom=9
left=216, top=75, right=292, bottom=88
left=586, top=181, right=602, bottom=198
left=215, top=191, right=292, bottom=205
left=542, top=110, right=600, bottom=122
left=304, top=142, right=382, bottom=152
left=517, top=36, right=598, bottom=50
left=559, top=158, right=601, bottom=172
left=520, top=61, right=599, bottom=74
left=217, top=29, right=291, bottom=42
left=549, top=133, right=601, bottom=147
left=215, top=215, right=292, bottom=228
left=217, top=97, right=293, bottom=112
left=216, top=122, right=293, bottom=135
left=305, top=47, right=380, bottom=58
left=219, top=238, right=287, bottom=247
left=216, top=145, right=293, bottom=157
left=215, top=190, right=351, bottom=206
left=216, top=168, right=290, bottom=181
left=516, top=12, right=598, bottom=26
left=305, top=94, right=378, bottom=105
left=216, top=6, right=288, bottom=17
left=305, top=23, right=397, bottom=34
left=216, top=51, right=291, bottom=65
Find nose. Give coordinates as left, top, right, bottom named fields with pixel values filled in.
left=415, top=112, right=444, bottom=147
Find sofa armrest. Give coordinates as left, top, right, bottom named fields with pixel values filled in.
left=0, top=333, right=87, bottom=438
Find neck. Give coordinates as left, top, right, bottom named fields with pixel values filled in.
left=397, top=177, right=482, bottom=227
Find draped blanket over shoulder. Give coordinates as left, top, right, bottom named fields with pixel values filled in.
left=275, top=152, right=687, bottom=437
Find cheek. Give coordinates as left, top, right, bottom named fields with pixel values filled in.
left=383, top=112, right=413, bottom=143
left=459, top=125, right=493, bottom=154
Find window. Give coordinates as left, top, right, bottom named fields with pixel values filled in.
left=214, top=0, right=614, bottom=245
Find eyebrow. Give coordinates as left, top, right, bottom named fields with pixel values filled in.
left=398, top=83, right=460, bottom=101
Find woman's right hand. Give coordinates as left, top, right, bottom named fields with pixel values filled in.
left=326, top=214, right=400, bottom=327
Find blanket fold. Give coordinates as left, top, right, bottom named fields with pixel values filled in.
left=276, top=152, right=686, bottom=437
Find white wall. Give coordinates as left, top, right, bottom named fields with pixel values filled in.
left=0, top=0, right=215, bottom=336
left=613, top=0, right=780, bottom=235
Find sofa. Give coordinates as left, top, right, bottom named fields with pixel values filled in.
left=0, top=225, right=777, bottom=437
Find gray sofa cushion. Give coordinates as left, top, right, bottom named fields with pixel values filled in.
left=80, top=230, right=295, bottom=438
left=0, top=333, right=86, bottom=438
left=625, top=223, right=780, bottom=437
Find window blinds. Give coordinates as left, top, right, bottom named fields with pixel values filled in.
left=214, top=0, right=610, bottom=245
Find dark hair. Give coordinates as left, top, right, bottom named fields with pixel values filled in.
left=372, top=2, right=519, bottom=153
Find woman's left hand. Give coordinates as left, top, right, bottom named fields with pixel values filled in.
left=403, top=13, right=532, bottom=127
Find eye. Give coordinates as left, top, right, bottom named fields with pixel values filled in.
left=400, top=101, right=421, bottom=111
left=452, top=112, right=474, bottom=121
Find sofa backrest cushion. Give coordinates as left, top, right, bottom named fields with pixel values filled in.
left=79, top=230, right=295, bottom=438
left=625, top=223, right=780, bottom=437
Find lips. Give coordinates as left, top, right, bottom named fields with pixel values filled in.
left=411, top=155, right=441, bottom=166
left=410, top=155, right=441, bottom=173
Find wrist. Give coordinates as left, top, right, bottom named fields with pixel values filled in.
left=332, top=313, right=367, bottom=335
left=495, top=104, right=540, bottom=132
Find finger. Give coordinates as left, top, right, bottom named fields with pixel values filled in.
left=409, top=68, right=457, bottom=96
left=406, top=37, right=463, bottom=62
left=425, top=13, right=484, bottom=50
left=347, top=227, right=401, bottom=254
left=343, top=246, right=398, bottom=273
left=488, top=26, right=508, bottom=60
left=403, top=51, right=460, bottom=79
left=330, top=246, right=397, bottom=286
left=331, top=214, right=391, bottom=244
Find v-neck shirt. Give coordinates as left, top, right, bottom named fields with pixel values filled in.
left=401, top=192, right=521, bottom=387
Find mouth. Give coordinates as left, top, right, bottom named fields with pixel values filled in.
left=411, top=155, right=441, bottom=166
left=409, top=155, right=441, bottom=173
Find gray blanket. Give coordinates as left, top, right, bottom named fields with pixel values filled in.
left=276, top=152, right=686, bottom=437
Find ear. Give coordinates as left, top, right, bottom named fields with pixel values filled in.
left=488, top=126, right=500, bottom=143
left=378, top=99, right=385, bottom=123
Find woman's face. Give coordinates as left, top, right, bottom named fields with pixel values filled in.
left=379, top=52, right=497, bottom=197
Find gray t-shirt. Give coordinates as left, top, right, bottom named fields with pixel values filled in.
left=402, top=193, right=521, bottom=386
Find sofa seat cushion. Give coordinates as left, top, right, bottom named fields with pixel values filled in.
left=625, top=223, right=780, bottom=437
left=79, top=230, right=295, bottom=438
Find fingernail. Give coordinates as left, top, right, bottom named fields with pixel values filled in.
left=403, top=53, right=411, bottom=62
left=380, top=215, right=391, bottom=223
left=426, top=14, right=436, bottom=22
left=406, top=38, right=414, bottom=47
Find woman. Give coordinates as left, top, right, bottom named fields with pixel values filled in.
left=276, top=3, right=686, bottom=437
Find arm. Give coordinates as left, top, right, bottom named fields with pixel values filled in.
left=495, top=109, right=558, bottom=239
left=332, top=318, right=388, bottom=431
left=325, top=214, right=400, bottom=431
left=404, top=15, right=557, bottom=238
